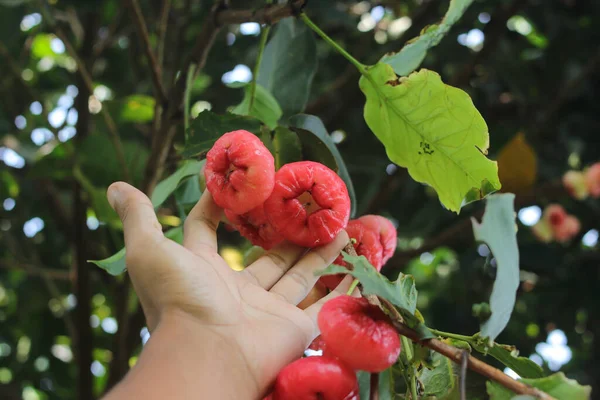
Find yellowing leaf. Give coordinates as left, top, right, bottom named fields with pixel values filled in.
left=497, top=133, right=537, bottom=193
left=359, top=65, right=500, bottom=212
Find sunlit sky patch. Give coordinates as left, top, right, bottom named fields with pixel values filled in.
left=518, top=205, right=542, bottom=226
left=222, top=64, right=252, bottom=84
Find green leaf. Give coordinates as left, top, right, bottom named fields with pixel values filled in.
left=471, top=340, right=544, bottom=379
left=89, top=226, right=184, bottom=275
left=289, top=114, right=357, bottom=217
left=272, top=126, right=302, bottom=169
left=359, top=65, right=500, bottom=213
left=151, top=160, right=204, bottom=208
left=89, top=248, right=126, bottom=276
left=175, top=174, right=202, bottom=207
left=472, top=194, right=519, bottom=341
left=257, top=18, right=318, bottom=117
left=316, top=253, right=434, bottom=339
left=117, top=95, right=155, bottom=123
left=380, top=0, right=475, bottom=76
left=486, top=373, right=592, bottom=400
left=31, top=34, right=59, bottom=59
left=73, top=166, right=119, bottom=226
left=420, top=351, right=455, bottom=398
left=181, top=111, right=262, bottom=158
left=231, top=83, right=282, bottom=129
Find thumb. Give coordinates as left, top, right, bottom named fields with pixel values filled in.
left=107, top=182, right=164, bottom=249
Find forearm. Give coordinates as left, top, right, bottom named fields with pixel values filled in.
left=104, top=312, right=261, bottom=400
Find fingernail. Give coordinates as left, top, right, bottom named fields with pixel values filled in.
left=107, top=184, right=121, bottom=210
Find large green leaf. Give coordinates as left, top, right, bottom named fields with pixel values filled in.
left=380, top=0, right=475, bottom=76
left=231, top=83, right=282, bottom=129
left=471, top=339, right=544, bottom=379
left=357, top=369, right=395, bottom=400
left=89, top=226, right=183, bottom=276
left=316, top=253, right=433, bottom=339
left=289, top=114, right=357, bottom=217
left=116, top=95, right=155, bottom=123
left=359, top=65, right=500, bottom=213
left=151, top=160, right=204, bottom=208
left=420, top=350, right=455, bottom=398
left=181, top=111, right=262, bottom=158
left=486, top=373, right=592, bottom=400
left=472, top=194, right=519, bottom=341
left=257, top=18, right=317, bottom=117
left=272, top=126, right=302, bottom=169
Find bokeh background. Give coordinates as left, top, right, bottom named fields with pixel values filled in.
left=1, top=0, right=599, bottom=399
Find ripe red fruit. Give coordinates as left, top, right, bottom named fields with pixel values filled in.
left=272, top=356, right=359, bottom=400
left=225, top=206, right=282, bottom=250
left=307, top=335, right=328, bottom=355
left=554, top=215, right=581, bottom=243
left=320, top=220, right=383, bottom=290
left=204, top=130, right=275, bottom=214
left=358, top=215, right=397, bottom=264
left=264, top=161, right=350, bottom=248
left=585, top=163, right=600, bottom=198
left=318, top=296, right=401, bottom=372
left=544, top=204, right=567, bottom=227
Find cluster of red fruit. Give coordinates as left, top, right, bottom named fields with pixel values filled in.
left=532, top=204, right=580, bottom=243
left=562, top=162, right=600, bottom=200
left=204, top=130, right=401, bottom=399
left=205, top=130, right=351, bottom=249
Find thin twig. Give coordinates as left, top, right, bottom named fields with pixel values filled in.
left=460, top=350, right=468, bottom=400
left=0, top=260, right=72, bottom=280
left=126, top=0, right=168, bottom=104
left=157, top=0, right=171, bottom=66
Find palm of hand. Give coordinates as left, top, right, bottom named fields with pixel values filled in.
left=109, top=182, right=350, bottom=395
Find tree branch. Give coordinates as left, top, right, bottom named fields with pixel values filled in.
left=216, top=0, right=306, bottom=25
left=40, top=1, right=131, bottom=182
left=156, top=0, right=171, bottom=67
left=370, top=373, right=379, bottom=400
left=126, top=0, right=168, bottom=104
left=386, top=314, right=554, bottom=399
left=0, top=260, right=72, bottom=280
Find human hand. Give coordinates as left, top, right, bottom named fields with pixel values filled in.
left=105, top=181, right=352, bottom=398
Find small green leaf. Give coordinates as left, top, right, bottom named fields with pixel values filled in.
left=181, top=111, right=262, bottom=158
left=272, top=126, right=302, bottom=169
left=316, top=253, right=433, bottom=339
left=258, top=18, right=318, bottom=117
left=471, top=340, right=544, bottom=379
left=117, top=95, right=155, bottom=123
left=175, top=175, right=202, bottom=207
left=360, top=65, right=500, bottom=213
left=151, top=160, right=204, bottom=208
left=289, top=114, right=357, bottom=217
left=380, top=0, right=475, bottom=76
left=73, top=166, right=119, bottom=226
left=486, top=373, right=592, bottom=400
left=420, top=351, right=455, bottom=398
left=89, top=248, right=126, bottom=276
left=472, top=194, right=519, bottom=341
left=89, top=226, right=184, bottom=275
left=231, top=83, right=282, bottom=129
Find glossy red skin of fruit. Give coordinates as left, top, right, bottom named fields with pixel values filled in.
left=307, top=335, right=329, bottom=355
left=272, top=356, right=359, bottom=400
left=204, top=130, right=275, bottom=214
left=320, top=220, right=383, bottom=290
left=358, top=214, right=397, bottom=264
left=225, top=205, right=282, bottom=250
left=264, top=161, right=350, bottom=248
left=318, top=296, right=401, bottom=372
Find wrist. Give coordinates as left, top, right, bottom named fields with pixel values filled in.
left=107, top=310, right=262, bottom=399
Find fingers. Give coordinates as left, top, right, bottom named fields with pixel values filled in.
left=303, top=275, right=359, bottom=326
left=107, top=182, right=164, bottom=251
left=269, top=231, right=349, bottom=304
left=241, top=242, right=306, bottom=290
left=183, top=190, right=222, bottom=254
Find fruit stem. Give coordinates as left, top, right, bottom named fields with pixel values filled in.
left=249, top=24, right=271, bottom=111
left=299, top=13, right=368, bottom=76
left=346, top=279, right=360, bottom=295
left=370, top=373, right=379, bottom=400
left=430, top=328, right=474, bottom=343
